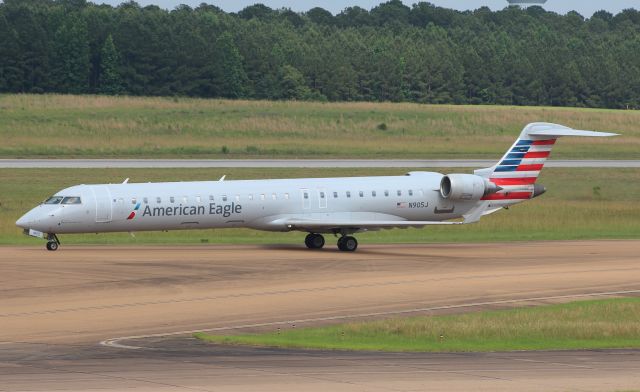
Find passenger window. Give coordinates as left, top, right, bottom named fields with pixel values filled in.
left=333, top=191, right=338, bottom=198
left=384, top=190, right=389, bottom=197
left=131, top=198, right=136, bottom=204
left=372, top=191, right=376, bottom=197
left=359, top=191, right=364, bottom=197
left=170, top=197, right=175, bottom=203
left=249, top=194, right=254, bottom=201
left=156, top=197, right=161, bottom=203
left=303, top=192, right=308, bottom=199
left=61, top=196, right=82, bottom=205
left=397, top=190, right=402, bottom=196
left=272, top=193, right=277, bottom=200
left=320, top=192, right=325, bottom=199
left=196, top=196, right=201, bottom=203
left=44, top=196, right=64, bottom=204
left=284, top=193, right=289, bottom=200
left=182, top=196, right=188, bottom=203
left=419, top=190, right=424, bottom=197
left=236, top=195, right=241, bottom=201
left=409, top=190, right=413, bottom=196
left=143, top=197, right=148, bottom=204
left=346, top=191, right=351, bottom=198
left=209, top=195, right=214, bottom=201
left=260, top=194, right=266, bottom=200
left=222, top=195, right=227, bottom=202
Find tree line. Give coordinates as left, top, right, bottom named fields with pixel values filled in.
left=1, top=0, right=640, bottom=108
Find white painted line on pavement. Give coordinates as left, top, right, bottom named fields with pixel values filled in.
left=100, top=289, right=640, bottom=350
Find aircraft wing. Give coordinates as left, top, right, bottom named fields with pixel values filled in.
left=281, top=202, right=489, bottom=231
left=283, top=219, right=462, bottom=231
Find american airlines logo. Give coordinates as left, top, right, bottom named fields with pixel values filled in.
left=127, top=203, right=141, bottom=220
left=140, top=203, right=242, bottom=218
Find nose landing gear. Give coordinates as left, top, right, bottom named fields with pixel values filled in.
left=46, top=234, right=60, bottom=251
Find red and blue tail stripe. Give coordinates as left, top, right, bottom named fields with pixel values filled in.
left=482, top=138, right=556, bottom=200
left=476, top=122, right=617, bottom=202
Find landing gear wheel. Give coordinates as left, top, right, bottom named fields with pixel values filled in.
left=46, top=241, right=58, bottom=251
left=305, top=233, right=325, bottom=249
left=337, top=236, right=358, bottom=252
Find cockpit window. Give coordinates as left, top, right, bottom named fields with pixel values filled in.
left=44, top=196, right=64, bottom=204
left=61, top=196, right=82, bottom=205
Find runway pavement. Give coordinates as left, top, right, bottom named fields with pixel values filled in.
left=1, top=158, right=640, bottom=168
left=1, top=241, right=639, bottom=391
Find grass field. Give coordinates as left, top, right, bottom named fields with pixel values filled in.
left=194, top=298, right=640, bottom=352
left=0, top=94, right=635, bottom=158
left=1, top=167, right=638, bottom=245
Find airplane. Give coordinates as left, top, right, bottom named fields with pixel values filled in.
left=15, top=122, right=617, bottom=252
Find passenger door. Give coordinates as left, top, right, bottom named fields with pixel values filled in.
left=91, top=186, right=112, bottom=223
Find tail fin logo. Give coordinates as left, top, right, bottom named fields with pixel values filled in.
left=476, top=122, right=618, bottom=201
left=484, top=138, right=556, bottom=200
left=127, top=203, right=141, bottom=220
left=495, top=139, right=556, bottom=174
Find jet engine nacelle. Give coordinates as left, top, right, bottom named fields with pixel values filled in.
left=440, top=174, right=501, bottom=201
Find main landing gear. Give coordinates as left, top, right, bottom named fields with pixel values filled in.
left=337, top=236, right=358, bottom=252
left=305, top=233, right=325, bottom=249
left=46, top=234, right=60, bottom=251
left=304, top=233, right=358, bottom=252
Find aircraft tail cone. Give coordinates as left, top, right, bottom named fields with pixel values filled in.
left=533, top=183, right=546, bottom=198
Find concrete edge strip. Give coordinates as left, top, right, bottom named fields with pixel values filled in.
left=99, top=289, right=640, bottom=350
left=1, top=159, right=640, bottom=168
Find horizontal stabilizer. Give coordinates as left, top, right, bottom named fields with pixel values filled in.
left=528, top=129, right=619, bottom=138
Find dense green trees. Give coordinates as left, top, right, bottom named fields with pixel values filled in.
left=99, top=34, right=122, bottom=94
left=0, top=0, right=639, bottom=108
left=52, top=13, right=90, bottom=93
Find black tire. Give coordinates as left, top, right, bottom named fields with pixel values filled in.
left=338, top=236, right=358, bottom=252
left=311, top=234, right=324, bottom=249
left=46, top=241, right=58, bottom=251
left=305, top=233, right=324, bottom=249
left=343, top=236, right=357, bottom=252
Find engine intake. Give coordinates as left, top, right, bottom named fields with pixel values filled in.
left=440, top=174, right=501, bottom=201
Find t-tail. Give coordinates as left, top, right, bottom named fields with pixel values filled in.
left=474, top=122, right=618, bottom=206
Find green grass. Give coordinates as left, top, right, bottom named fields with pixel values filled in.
left=0, top=94, right=635, bottom=158
left=1, top=167, right=638, bottom=245
left=194, top=298, right=640, bottom=352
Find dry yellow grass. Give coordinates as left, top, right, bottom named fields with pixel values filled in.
left=0, top=94, right=634, bottom=158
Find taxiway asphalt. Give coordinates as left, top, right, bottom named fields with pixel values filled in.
left=1, top=241, right=639, bottom=391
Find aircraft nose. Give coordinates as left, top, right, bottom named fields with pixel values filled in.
left=16, top=208, right=42, bottom=229
left=15, top=214, right=30, bottom=229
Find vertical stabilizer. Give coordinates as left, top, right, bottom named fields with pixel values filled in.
left=474, top=122, right=617, bottom=202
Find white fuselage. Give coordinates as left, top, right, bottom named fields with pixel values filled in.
left=17, top=172, right=479, bottom=235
